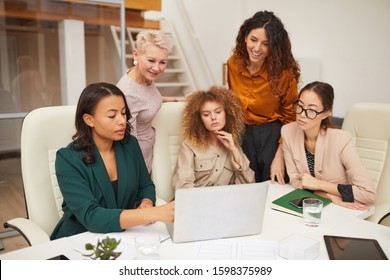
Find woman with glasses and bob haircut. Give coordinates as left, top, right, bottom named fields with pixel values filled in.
left=281, top=81, right=376, bottom=209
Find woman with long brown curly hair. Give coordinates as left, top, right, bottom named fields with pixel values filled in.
left=172, top=86, right=254, bottom=190
left=227, top=10, right=300, bottom=184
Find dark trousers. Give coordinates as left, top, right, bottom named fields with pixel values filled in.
left=242, top=121, right=287, bottom=183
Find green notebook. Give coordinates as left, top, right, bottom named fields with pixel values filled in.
left=271, top=188, right=331, bottom=217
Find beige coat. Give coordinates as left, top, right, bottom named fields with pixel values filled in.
left=172, top=141, right=255, bottom=190
left=281, top=122, right=376, bottom=204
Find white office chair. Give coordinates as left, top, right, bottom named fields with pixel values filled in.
left=4, top=106, right=76, bottom=245
left=342, top=103, right=390, bottom=226
left=151, top=102, right=186, bottom=203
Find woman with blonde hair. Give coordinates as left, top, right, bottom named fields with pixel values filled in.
left=117, top=29, right=177, bottom=173
left=172, top=86, right=255, bottom=190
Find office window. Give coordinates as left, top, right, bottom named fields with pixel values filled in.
left=0, top=0, right=125, bottom=251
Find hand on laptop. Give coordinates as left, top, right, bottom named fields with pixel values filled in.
left=136, top=200, right=174, bottom=225
left=155, top=201, right=175, bottom=224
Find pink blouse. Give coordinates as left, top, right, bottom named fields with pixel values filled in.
left=117, top=71, right=162, bottom=173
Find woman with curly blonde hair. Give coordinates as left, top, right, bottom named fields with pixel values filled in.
left=172, top=86, right=255, bottom=190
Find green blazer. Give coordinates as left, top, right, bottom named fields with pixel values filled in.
left=50, top=135, right=156, bottom=240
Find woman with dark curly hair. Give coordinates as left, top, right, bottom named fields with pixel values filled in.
left=51, top=82, right=174, bottom=240
left=172, top=86, right=255, bottom=190
left=227, top=11, right=300, bottom=184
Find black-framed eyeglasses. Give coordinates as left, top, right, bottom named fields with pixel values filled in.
left=293, top=101, right=325, bottom=120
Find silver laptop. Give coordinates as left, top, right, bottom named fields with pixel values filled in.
left=167, top=181, right=269, bottom=243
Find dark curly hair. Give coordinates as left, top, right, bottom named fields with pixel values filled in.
left=232, top=10, right=300, bottom=94
left=72, top=82, right=132, bottom=164
left=182, top=86, right=245, bottom=149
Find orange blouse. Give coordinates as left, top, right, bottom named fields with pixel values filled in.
left=227, top=56, right=298, bottom=126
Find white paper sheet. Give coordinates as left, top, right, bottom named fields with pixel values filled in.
left=193, top=239, right=278, bottom=260
left=108, top=225, right=170, bottom=244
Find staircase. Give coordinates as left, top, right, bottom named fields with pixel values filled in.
left=110, top=20, right=196, bottom=97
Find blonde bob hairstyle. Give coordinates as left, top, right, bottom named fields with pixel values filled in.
left=182, top=86, right=245, bottom=149
left=135, top=30, right=173, bottom=54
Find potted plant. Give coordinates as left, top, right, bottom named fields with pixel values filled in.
left=83, top=236, right=122, bottom=260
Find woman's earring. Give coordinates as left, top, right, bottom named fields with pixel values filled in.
left=133, top=60, right=138, bottom=65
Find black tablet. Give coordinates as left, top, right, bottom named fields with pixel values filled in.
left=47, top=254, right=69, bottom=260
left=324, top=235, right=388, bottom=260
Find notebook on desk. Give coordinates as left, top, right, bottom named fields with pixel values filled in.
left=167, top=181, right=269, bottom=243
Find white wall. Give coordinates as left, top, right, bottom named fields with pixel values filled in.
left=146, top=0, right=241, bottom=90
left=147, top=0, right=390, bottom=117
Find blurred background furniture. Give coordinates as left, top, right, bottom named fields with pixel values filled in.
left=342, top=103, right=390, bottom=227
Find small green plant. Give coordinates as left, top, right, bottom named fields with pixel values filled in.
left=83, top=236, right=122, bottom=260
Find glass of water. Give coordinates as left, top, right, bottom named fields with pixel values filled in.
left=302, top=198, right=323, bottom=227
left=135, top=234, right=161, bottom=260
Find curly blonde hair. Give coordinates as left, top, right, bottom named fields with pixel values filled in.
left=182, top=86, right=245, bottom=149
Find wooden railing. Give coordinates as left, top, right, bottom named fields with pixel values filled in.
left=1, top=0, right=161, bottom=28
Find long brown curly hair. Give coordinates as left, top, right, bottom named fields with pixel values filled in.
left=182, top=86, right=245, bottom=149
left=232, top=11, right=300, bottom=94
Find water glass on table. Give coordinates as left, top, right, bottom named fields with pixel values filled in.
left=135, top=234, right=161, bottom=260
left=302, top=198, right=323, bottom=227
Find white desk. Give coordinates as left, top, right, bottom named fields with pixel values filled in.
left=1, top=183, right=388, bottom=260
